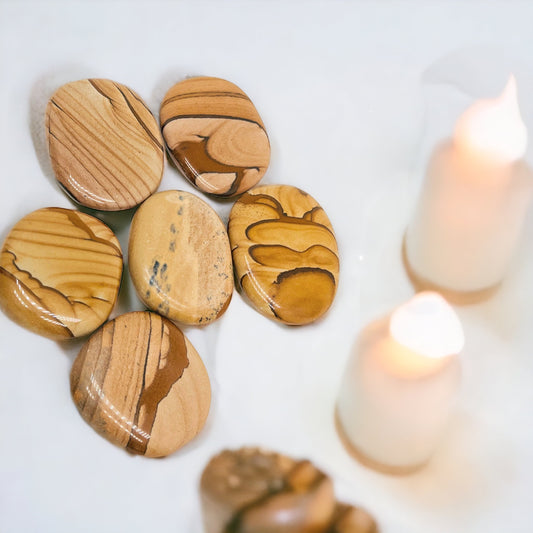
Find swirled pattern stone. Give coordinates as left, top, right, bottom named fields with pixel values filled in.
left=160, top=77, right=270, bottom=197
left=228, top=185, right=339, bottom=325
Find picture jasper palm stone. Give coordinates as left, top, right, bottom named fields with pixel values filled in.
left=160, top=77, right=270, bottom=197
left=200, top=447, right=378, bottom=533
left=70, top=311, right=211, bottom=457
left=0, top=207, right=122, bottom=339
left=228, top=185, right=339, bottom=325
left=129, top=190, right=233, bottom=326
left=46, top=79, right=164, bottom=211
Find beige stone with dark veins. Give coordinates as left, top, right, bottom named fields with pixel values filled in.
left=0, top=207, right=122, bottom=339
left=70, top=311, right=211, bottom=457
left=129, top=190, right=233, bottom=326
left=228, top=185, right=339, bottom=325
left=160, top=77, right=270, bottom=197
left=46, top=79, right=164, bottom=211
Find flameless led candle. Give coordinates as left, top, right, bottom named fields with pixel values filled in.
left=404, top=76, right=532, bottom=303
left=336, top=292, right=463, bottom=474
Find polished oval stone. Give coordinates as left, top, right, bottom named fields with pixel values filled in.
left=160, top=77, right=270, bottom=197
left=70, top=311, right=211, bottom=457
left=0, top=207, right=122, bottom=339
left=46, top=79, right=164, bottom=211
left=129, top=190, right=233, bottom=325
left=228, top=185, right=339, bottom=325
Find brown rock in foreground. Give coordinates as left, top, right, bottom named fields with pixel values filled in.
left=200, top=447, right=377, bottom=533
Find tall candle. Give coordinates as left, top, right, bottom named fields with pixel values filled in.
left=404, top=76, right=532, bottom=302
left=336, top=292, right=463, bottom=474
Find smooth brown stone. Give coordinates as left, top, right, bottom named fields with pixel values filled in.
left=70, top=311, right=211, bottom=457
left=129, top=190, right=233, bottom=326
left=160, top=77, right=270, bottom=197
left=0, top=207, right=122, bottom=340
left=329, top=504, right=379, bottom=533
left=228, top=185, right=339, bottom=325
left=46, top=79, right=164, bottom=211
left=200, top=447, right=336, bottom=533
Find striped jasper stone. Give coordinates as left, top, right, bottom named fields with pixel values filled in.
left=0, top=207, right=122, bottom=339
left=46, top=79, right=164, bottom=211
left=70, top=311, right=211, bottom=457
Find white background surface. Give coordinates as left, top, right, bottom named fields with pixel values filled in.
left=1, top=1, right=533, bottom=532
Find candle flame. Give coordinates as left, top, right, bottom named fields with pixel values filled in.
left=389, top=292, right=464, bottom=359
left=454, top=75, right=527, bottom=162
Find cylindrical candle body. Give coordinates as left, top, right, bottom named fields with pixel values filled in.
left=337, top=316, right=461, bottom=473
left=405, top=141, right=532, bottom=294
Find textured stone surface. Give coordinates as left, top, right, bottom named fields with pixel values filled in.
left=129, top=190, right=233, bottom=325
left=0, top=207, right=122, bottom=339
left=160, top=77, right=270, bottom=197
left=46, top=79, right=164, bottom=210
left=228, top=185, right=339, bottom=325
left=200, top=447, right=378, bottom=533
left=200, top=447, right=336, bottom=533
left=70, top=311, right=211, bottom=457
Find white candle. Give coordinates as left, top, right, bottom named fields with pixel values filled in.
left=404, top=76, right=532, bottom=302
left=336, top=292, right=463, bottom=474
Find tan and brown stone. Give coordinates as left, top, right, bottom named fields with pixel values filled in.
left=0, top=207, right=122, bottom=339
left=228, top=185, right=339, bottom=325
left=160, top=77, right=270, bottom=197
left=46, top=79, right=164, bottom=211
left=128, top=190, right=233, bottom=326
left=70, top=311, right=211, bottom=457
left=329, top=504, right=379, bottom=533
left=200, top=447, right=378, bottom=533
left=200, top=447, right=336, bottom=533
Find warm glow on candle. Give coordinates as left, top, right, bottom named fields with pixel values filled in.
left=454, top=75, right=527, bottom=163
left=337, top=292, right=463, bottom=471
left=389, top=292, right=464, bottom=359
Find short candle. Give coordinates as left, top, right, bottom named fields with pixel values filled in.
left=336, top=292, right=463, bottom=474
left=404, top=76, right=532, bottom=302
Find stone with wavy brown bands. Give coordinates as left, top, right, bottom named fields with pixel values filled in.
left=0, top=207, right=122, bottom=340
left=228, top=185, right=339, bottom=325
left=46, top=78, right=164, bottom=211
left=160, top=77, right=270, bottom=197
left=70, top=311, right=211, bottom=458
